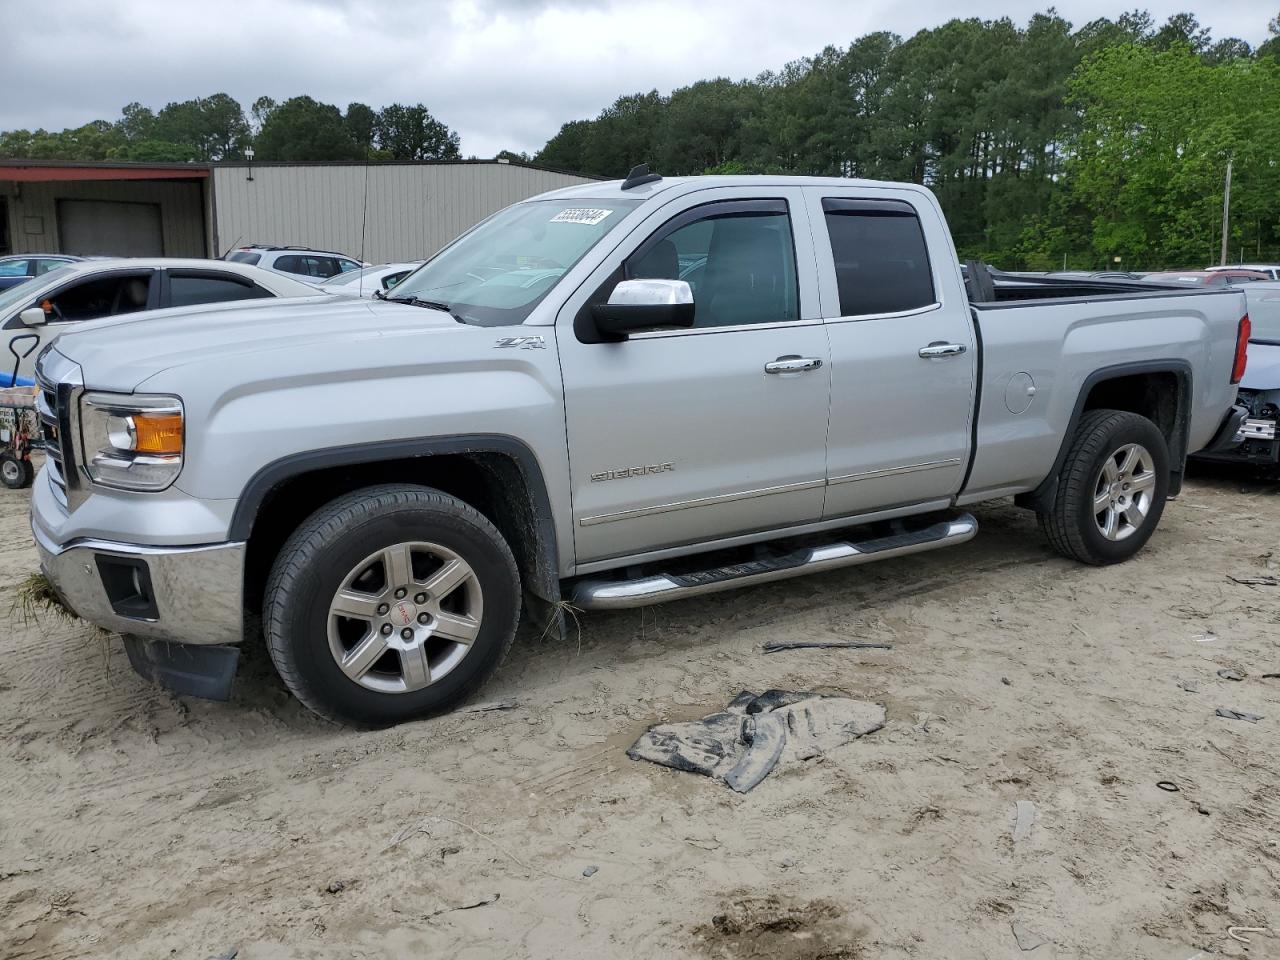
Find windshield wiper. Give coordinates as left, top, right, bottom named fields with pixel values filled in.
left=384, top=295, right=463, bottom=322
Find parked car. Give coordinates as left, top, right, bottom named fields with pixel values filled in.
left=32, top=171, right=1248, bottom=726
left=0, top=259, right=322, bottom=384
left=1144, top=269, right=1271, bottom=286
left=226, top=245, right=365, bottom=281
left=1205, top=263, right=1280, bottom=281
left=0, top=254, right=82, bottom=291
left=1195, top=280, right=1280, bottom=472
left=321, top=262, right=423, bottom=298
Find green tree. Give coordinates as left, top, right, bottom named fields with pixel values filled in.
left=374, top=104, right=460, bottom=160
left=345, top=102, right=378, bottom=151
left=254, top=96, right=362, bottom=161
left=152, top=94, right=250, bottom=160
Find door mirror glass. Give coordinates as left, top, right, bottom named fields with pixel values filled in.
left=591, top=279, right=694, bottom=338
left=19, top=306, right=46, bottom=327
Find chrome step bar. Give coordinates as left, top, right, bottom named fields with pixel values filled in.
left=570, top=514, right=978, bottom=610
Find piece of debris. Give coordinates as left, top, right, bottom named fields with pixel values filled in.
left=325, top=879, right=349, bottom=895
left=1001, top=677, right=1012, bottom=686
left=1012, top=800, right=1036, bottom=843
left=628, top=690, right=885, bottom=792
left=582, top=865, right=599, bottom=878
left=1156, top=781, right=1180, bottom=793
left=1227, top=925, right=1268, bottom=943
left=1193, top=634, right=1218, bottom=643
left=1216, top=708, right=1263, bottom=723
left=1010, top=920, right=1049, bottom=951
left=1261, top=673, right=1280, bottom=680
left=1228, top=575, right=1278, bottom=586
left=206, top=951, right=238, bottom=960
left=1196, top=802, right=1211, bottom=816
left=462, top=698, right=518, bottom=714
left=426, top=892, right=500, bottom=920
left=1177, top=679, right=1200, bottom=693
left=761, top=640, right=892, bottom=654
left=1217, top=669, right=1246, bottom=681
left=439, top=845, right=462, bottom=859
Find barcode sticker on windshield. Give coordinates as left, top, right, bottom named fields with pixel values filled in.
left=550, top=208, right=613, bottom=226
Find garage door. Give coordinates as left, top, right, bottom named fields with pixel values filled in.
left=57, top=200, right=164, bottom=257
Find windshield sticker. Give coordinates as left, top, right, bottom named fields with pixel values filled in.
left=550, top=208, right=613, bottom=226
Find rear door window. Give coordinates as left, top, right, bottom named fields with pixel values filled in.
left=821, top=199, right=935, bottom=316
left=227, top=251, right=262, bottom=265
left=168, top=272, right=273, bottom=307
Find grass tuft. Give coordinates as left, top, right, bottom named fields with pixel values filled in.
left=10, top=572, right=78, bottom=627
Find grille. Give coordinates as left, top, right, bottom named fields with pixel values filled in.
left=34, top=373, right=70, bottom=509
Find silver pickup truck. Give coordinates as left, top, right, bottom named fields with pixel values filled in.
left=30, top=171, right=1250, bottom=726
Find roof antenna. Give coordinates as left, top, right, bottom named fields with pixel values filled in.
left=357, top=145, right=371, bottom=298
left=621, top=163, right=662, bottom=190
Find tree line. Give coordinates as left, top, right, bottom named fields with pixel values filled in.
left=0, top=96, right=460, bottom=165
left=3, top=10, right=1279, bottom=269
left=532, top=10, right=1280, bottom=270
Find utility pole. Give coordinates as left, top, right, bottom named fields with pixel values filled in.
left=1219, top=158, right=1232, bottom=266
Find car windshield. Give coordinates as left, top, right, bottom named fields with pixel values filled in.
left=0, top=267, right=74, bottom=316
left=388, top=199, right=641, bottom=326
left=1248, top=283, right=1280, bottom=340
left=322, top=267, right=378, bottom=286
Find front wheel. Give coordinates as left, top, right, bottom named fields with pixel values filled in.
left=264, top=485, right=521, bottom=726
left=1038, top=409, right=1170, bottom=565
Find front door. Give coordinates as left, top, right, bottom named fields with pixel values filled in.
left=805, top=188, right=977, bottom=520
left=559, top=190, right=830, bottom=565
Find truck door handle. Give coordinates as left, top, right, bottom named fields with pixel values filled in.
left=764, top=355, right=823, bottom=375
left=918, top=342, right=967, bottom=358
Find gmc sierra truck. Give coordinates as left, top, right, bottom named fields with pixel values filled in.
left=30, top=170, right=1251, bottom=726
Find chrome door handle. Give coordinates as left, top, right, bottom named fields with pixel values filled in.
left=764, top=355, right=823, bottom=375
left=918, top=342, right=967, bottom=358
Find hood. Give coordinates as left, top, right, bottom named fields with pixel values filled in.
left=50, top=295, right=466, bottom=389
left=1242, top=339, right=1280, bottom=391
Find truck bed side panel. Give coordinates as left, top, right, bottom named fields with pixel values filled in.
left=961, top=291, right=1243, bottom=502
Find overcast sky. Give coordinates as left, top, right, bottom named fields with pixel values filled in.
left=7, top=0, right=1275, bottom=158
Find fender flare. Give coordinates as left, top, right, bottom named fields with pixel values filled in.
left=227, top=434, right=560, bottom=599
left=1018, top=359, right=1193, bottom=511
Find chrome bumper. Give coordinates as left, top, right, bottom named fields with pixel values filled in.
left=32, top=521, right=247, bottom=646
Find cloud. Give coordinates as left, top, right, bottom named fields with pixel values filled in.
left=4, top=0, right=1275, bottom=159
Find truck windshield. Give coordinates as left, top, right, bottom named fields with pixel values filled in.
left=388, top=199, right=640, bottom=326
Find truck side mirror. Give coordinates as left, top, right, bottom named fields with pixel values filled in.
left=591, top=279, right=695, bottom=338
left=19, top=306, right=47, bottom=327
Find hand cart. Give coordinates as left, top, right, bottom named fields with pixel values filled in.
left=0, top=334, right=43, bottom=489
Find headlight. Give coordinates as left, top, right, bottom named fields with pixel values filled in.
left=78, top=392, right=184, bottom=491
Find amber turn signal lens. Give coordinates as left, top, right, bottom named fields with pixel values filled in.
left=132, top=413, right=183, bottom=455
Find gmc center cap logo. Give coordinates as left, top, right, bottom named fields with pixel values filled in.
left=390, top=600, right=417, bottom=627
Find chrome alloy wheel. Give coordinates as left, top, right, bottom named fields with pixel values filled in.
left=327, top=542, right=483, bottom=693
left=1092, top=442, right=1157, bottom=542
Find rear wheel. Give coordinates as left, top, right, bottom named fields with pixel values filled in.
left=0, top=453, right=33, bottom=489
left=1038, top=409, right=1169, bottom=565
left=264, top=485, right=520, bottom=726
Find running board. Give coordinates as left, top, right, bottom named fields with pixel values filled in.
left=570, top=514, right=978, bottom=610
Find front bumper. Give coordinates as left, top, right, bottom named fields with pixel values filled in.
left=32, top=520, right=247, bottom=647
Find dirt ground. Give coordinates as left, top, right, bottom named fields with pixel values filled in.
left=2, top=461, right=1277, bottom=960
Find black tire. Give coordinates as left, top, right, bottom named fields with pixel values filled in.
left=264, top=484, right=520, bottom=726
left=1038, top=409, right=1170, bottom=565
left=0, top=453, right=34, bottom=489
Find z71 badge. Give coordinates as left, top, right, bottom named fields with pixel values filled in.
left=493, top=336, right=546, bottom=350
left=591, top=463, right=675, bottom=482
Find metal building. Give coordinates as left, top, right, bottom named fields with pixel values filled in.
left=0, top=159, right=595, bottom=263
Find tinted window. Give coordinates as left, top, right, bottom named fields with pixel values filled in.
left=382, top=270, right=409, bottom=290
left=276, top=255, right=340, bottom=279
left=337, top=258, right=362, bottom=273
left=822, top=200, right=935, bottom=316
left=47, top=273, right=152, bottom=322
left=0, top=260, right=29, bottom=277
left=169, top=274, right=272, bottom=307
left=627, top=202, right=799, bottom=328
left=227, top=251, right=261, bottom=265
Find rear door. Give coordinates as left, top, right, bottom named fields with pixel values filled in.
left=806, top=188, right=977, bottom=520
left=558, top=187, right=830, bottom=565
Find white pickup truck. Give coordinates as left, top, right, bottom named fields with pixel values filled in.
left=31, top=169, right=1250, bottom=726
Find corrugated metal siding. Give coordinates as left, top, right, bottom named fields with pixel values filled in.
left=1, top=179, right=206, bottom=256
left=212, top=163, right=594, bottom=262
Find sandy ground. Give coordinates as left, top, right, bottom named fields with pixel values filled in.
left=2, top=461, right=1278, bottom=960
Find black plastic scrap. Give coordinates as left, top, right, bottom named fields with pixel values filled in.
left=761, top=640, right=893, bottom=654
left=627, top=690, right=886, bottom=793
